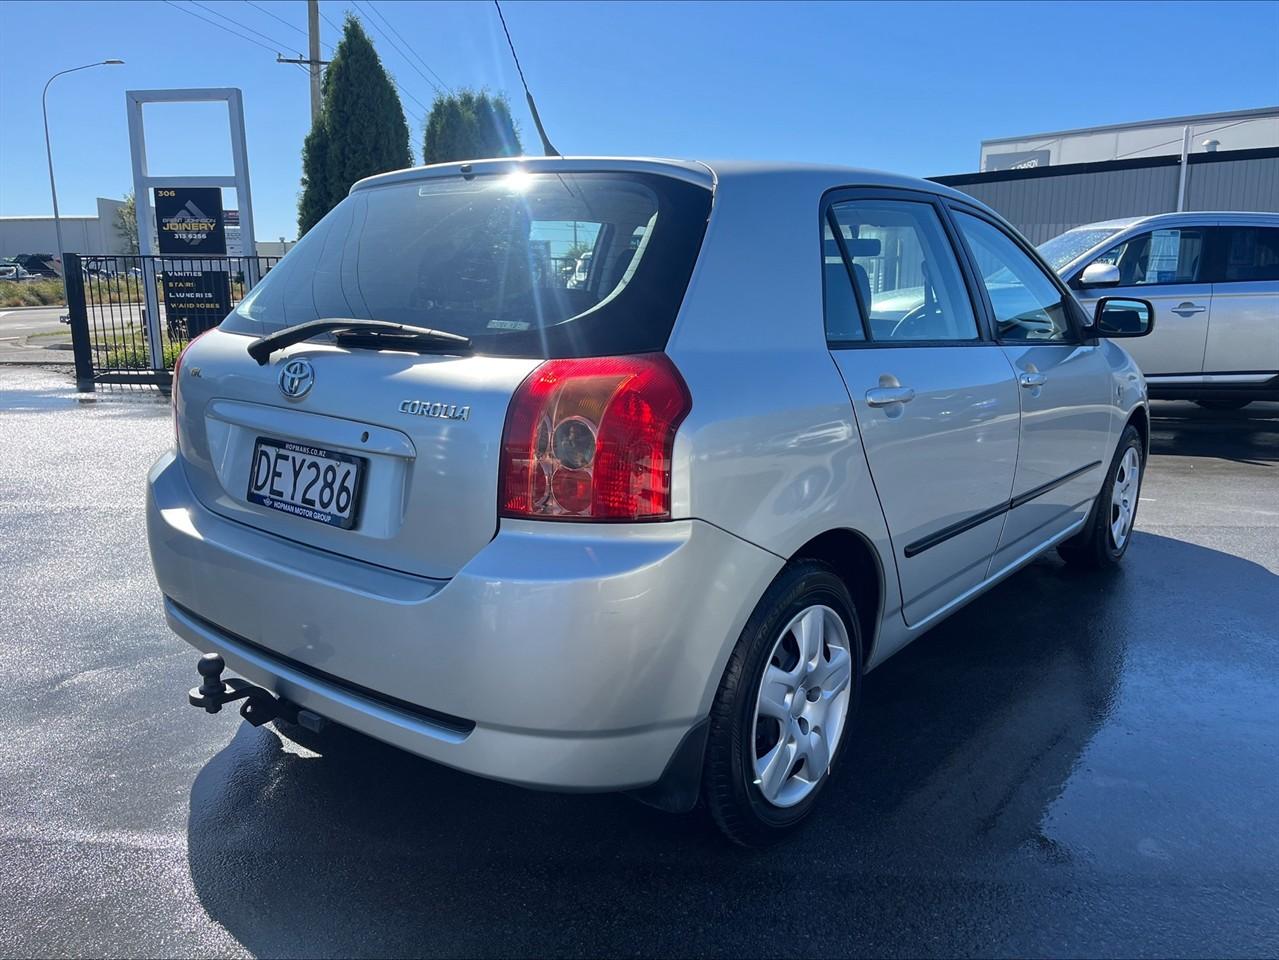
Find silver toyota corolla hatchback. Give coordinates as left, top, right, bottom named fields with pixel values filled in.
left=149, top=158, right=1155, bottom=844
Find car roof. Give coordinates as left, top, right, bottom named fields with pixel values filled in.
left=350, top=155, right=989, bottom=210
left=1070, top=210, right=1279, bottom=231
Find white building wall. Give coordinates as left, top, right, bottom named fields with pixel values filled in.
left=0, top=197, right=131, bottom=260
left=981, top=108, right=1279, bottom=171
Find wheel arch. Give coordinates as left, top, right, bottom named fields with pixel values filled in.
left=1127, top=403, right=1150, bottom=458
left=788, top=528, right=884, bottom=667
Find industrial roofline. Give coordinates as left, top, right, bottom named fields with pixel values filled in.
left=0, top=214, right=100, bottom=221
left=981, top=105, right=1279, bottom=147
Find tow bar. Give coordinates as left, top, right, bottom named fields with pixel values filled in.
left=189, top=653, right=327, bottom=732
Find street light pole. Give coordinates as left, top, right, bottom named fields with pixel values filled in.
left=42, top=59, right=124, bottom=292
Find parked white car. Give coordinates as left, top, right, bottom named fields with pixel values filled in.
left=0, top=259, right=30, bottom=282
left=1041, top=212, right=1279, bottom=409
left=150, top=158, right=1154, bottom=844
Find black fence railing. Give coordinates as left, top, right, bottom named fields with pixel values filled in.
left=65, top=253, right=280, bottom=390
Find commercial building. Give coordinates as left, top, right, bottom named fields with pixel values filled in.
left=934, top=107, right=1279, bottom=244
left=0, top=198, right=293, bottom=263
left=0, top=197, right=130, bottom=260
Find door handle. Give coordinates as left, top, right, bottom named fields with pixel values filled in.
left=1171, top=302, right=1207, bottom=317
left=865, top=386, right=916, bottom=408
left=1018, top=371, right=1047, bottom=388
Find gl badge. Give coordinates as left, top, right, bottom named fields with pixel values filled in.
left=278, top=358, right=315, bottom=400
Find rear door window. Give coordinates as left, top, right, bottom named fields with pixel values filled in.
left=1219, top=227, right=1279, bottom=282
left=827, top=199, right=979, bottom=343
left=223, top=171, right=712, bottom=359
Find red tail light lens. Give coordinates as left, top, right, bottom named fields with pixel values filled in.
left=500, top=354, right=691, bottom=521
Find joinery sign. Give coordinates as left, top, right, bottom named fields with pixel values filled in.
left=154, top=187, right=226, bottom=255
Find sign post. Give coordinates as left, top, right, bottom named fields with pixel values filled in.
left=126, top=88, right=257, bottom=371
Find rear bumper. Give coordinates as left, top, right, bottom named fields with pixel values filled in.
left=148, top=451, right=781, bottom=792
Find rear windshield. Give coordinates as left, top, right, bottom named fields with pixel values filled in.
left=223, top=171, right=712, bottom=358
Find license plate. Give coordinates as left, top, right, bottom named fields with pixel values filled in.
left=246, top=437, right=365, bottom=529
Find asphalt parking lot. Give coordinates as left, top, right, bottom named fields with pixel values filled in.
left=1, top=364, right=1276, bottom=959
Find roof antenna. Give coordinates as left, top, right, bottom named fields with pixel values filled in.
left=494, top=0, right=561, bottom=157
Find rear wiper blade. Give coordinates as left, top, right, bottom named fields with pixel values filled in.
left=246, top=318, right=472, bottom=365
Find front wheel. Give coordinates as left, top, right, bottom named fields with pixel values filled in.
left=703, top=560, right=863, bottom=846
left=1058, top=423, right=1144, bottom=569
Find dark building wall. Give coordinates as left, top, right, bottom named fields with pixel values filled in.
left=933, top=148, right=1279, bottom=245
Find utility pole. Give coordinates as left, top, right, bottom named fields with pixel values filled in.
left=307, top=0, right=321, bottom=124
left=276, top=1, right=329, bottom=124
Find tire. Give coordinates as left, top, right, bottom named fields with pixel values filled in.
left=1195, top=399, right=1251, bottom=411
left=1058, top=423, right=1144, bottom=569
left=703, top=560, right=863, bottom=846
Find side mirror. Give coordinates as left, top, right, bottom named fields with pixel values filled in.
left=1095, top=297, right=1154, bottom=338
left=1080, top=262, right=1121, bottom=287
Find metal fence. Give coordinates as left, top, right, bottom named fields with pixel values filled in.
left=65, top=253, right=279, bottom=390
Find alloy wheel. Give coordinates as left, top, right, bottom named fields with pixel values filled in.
left=1110, top=447, right=1141, bottom=549
left=751, top=604, right=853, bottom=808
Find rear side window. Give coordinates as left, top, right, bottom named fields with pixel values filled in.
left=223, top=172, right=712, bottom=358
left=827, top=199, right=979, bottom=342
left=1092, top=228, right=1207, bottom=286
left=1221, top=227, right=1279, bottom=282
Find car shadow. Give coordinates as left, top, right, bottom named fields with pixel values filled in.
left=185, top=532, right=1279, bottom=957
left=1149, top=400, right=1279, bottom=465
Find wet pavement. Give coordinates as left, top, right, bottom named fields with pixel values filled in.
left=1, top=364, right=1276, bottom=958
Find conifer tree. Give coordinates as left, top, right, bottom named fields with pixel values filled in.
left=298, top=16, right=411, bottom=236
left=423, top=90, right=522, bottom=165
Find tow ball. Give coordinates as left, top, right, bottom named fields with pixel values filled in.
left=189, top=653, right=327, bottom=732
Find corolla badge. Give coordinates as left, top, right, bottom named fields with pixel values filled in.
left=278, top=358, right=315, bottom=399
left=398, top=399, right=470, bottom=421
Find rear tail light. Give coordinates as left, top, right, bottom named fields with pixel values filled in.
left=500, top=354, right=691, bottom=521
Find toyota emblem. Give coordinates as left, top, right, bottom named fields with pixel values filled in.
left=278, top=358, right=315, bottom=400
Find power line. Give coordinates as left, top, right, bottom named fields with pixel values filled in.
left=318, top=7, right=343, bottom=38
left=241, top=0, right=337, bottom=55
left=243, top=0, right=307, bottom=40
left=387, top=74, right=432, bottom=117
left=161, top=0, right=287, bottom=56
left=315, top=3, right=434, bottom=120
left=187, top=0, right=304, bottom=55
left=245, top=0, right=337, bottom=53
left=364, top=0, right=452, bottom=93
left=351, top=0, right=443, bottom=96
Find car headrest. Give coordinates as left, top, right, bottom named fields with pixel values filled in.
left=823, top=238, right=882, bottom=258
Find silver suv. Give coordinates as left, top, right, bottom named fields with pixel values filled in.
left=149, top=158, right=1153, bottom=844
left=1041, top=211, right=1279, bottom=409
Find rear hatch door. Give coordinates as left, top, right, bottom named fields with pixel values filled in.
left=174, top=162, right=713, bottom=579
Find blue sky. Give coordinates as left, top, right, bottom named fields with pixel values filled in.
left=2, top=0, right=1276, bottom=241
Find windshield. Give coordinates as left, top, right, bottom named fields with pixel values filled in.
left=1037, top=227, right=1124, bottom=273
left=223, top=171, right=712, bottom=358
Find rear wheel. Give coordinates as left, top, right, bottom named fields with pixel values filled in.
left=1195, top=399, right=1251, bottom=411
left=1058, top=424, right=1144, bottom=569
left=703, top=561, right=862, bottom=846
